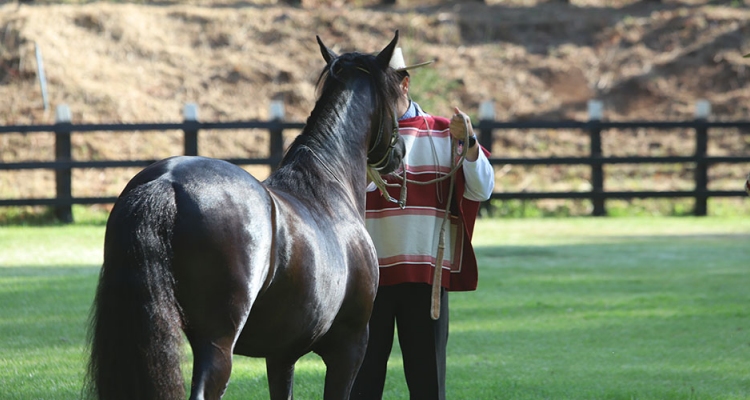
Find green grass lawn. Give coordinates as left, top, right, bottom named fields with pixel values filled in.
left=1, top=217, right=749, bottom=399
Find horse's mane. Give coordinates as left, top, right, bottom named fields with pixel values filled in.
left=264, top=50, right=401, bottom=205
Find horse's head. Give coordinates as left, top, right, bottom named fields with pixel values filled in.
left=315, top=31, right=406, bottom=176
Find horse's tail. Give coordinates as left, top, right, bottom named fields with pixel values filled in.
left=85, top=178, right=185, bottom=400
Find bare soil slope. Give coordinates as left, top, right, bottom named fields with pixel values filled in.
left=0, top=0, right=748, bottom=207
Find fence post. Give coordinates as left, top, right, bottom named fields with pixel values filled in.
left=477, top=101, right=495, bottom=152
left=477, top=101, right=495, bottom=216
left=588, top=100, right=606, bottom=216
left=269, top=100, right=285, bottom=172
left=693, top=100, right=710, bottom=216
left=183, top=103, right=199, bottom=156
left=54, top=104, right=73, bottom=223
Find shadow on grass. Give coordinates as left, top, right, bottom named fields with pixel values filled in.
left=0, top=205, right=109, bottom=226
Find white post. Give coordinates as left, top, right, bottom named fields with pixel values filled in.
left=270, top=99, right=285, bottom=120
left=587, top=99, right=603, bottom=121
left=55, top=104, right=72, bottom=123
left=478, top=100, right=495, bottom=121
left=695, top=99, right=711, bottom=119
left=183, top=103, right=199, bottom=121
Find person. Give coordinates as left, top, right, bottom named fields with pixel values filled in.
left=351, top=47, right=495, bottom=399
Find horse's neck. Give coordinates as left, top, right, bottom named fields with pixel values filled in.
left=269, top=99, right=373, bottom=212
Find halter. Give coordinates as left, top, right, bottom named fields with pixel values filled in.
left=367, top=109, right=408, bottom=209
left=328, top=63, right=402, bottom=174
left=367, top=111, right=401, bottom=171
left=315, top=61, right=406, bottom=207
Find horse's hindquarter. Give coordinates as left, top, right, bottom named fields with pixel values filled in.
left=233, top=189, right=379, bottom=358
left=159, top=157, right=276, bottom=345
left=131, top=156, right=377, bottom=360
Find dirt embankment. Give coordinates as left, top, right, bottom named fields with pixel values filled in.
left=2, top=0, right=748, bottom=123
left=0, top=0, right=748, bottom=208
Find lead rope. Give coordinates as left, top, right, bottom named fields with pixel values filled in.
left=430, top=135, right=460, bottom=320
left=367, top=163, right=407, bottom=208
left=431, top=114, right=475, bottom=320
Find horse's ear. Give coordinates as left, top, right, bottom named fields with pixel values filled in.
left=317, top=35, right=337, bottom=64
left=375, top=30, right=399, bottom=70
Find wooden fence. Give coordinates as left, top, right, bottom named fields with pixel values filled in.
left=1, top=101, right=749, bottom=222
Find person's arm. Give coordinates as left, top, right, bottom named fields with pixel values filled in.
left=462, top=147, right=494, bottom=201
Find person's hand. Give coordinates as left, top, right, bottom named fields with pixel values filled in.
left=449, top=107, right=474, bottom=141
left=449, top=106, right=479, bottom=161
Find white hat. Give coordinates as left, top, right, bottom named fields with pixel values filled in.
left=389, top=47, right=435, bottom=71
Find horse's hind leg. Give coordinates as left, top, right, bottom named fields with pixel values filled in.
left=179, top=272, right=252, bottom=400
left=315, top=326, right=370, bottom=400
left=187, top=334, right=235, bottom=400
left=182, top=290, right=252, bottom=400
left=266, top=356, right=298, bottom=400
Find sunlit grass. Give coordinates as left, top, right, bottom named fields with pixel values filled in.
left=457, top=217, right=750, bottom=399
left=1, top=217, right=749, bottom=399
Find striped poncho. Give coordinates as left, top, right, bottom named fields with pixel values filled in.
left=365, top=113, right=494, bottom=291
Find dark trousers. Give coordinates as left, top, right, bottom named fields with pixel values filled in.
left=351, top=282, right=449, bottom=400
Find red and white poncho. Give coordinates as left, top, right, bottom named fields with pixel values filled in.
left=365, top=113, right=494, bottom=291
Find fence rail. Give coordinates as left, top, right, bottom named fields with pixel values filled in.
left=1, top=101, right=749, bottom=222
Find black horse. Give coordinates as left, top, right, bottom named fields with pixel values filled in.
left=85, top=32, right=405, bottom=400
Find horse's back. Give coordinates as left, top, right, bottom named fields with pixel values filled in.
left=126, top=156, right=272, bottom=241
